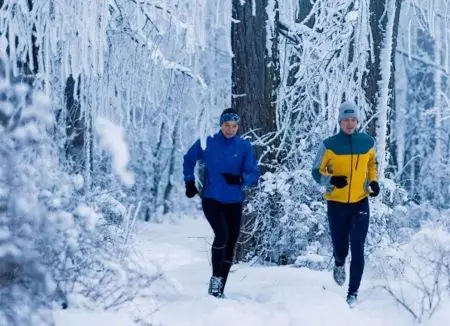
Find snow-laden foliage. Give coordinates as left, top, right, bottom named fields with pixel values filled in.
left=242, top=169, right=328, bottom=266
left=0, top=58, right=65, bottom=325
left=0, top=58, right=163, bottom=325
left=395, top=0, right=450, bottom=207
left=276, top=0, right=370, bottom=165
left=373, top=221, right=450, bottom=322
left=0, top=0, right=232, bottom=222
left=1, top=0, right=450, bottom=320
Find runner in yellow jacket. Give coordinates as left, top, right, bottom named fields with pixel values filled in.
left=311, top=102, right=380, bottom=307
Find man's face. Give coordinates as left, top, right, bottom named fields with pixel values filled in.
left=340, top=118, right=358, bottom=135
left=221, top=121, right=239, bottom=138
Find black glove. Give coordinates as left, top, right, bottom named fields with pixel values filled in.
left=185, top=180, right=199, bottom=198
left=369, top=181, right=380, bottom=197
left=330, top=176, right=348, bottom=189
left=221, top=173, right=243, bottom=185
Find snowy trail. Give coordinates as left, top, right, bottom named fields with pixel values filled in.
left=54, top=216, right=449, bottom=326
left=133, top=217, right=415, bottom=326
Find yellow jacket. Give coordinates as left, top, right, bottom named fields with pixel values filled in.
left=312, top=131, right=378, bottom=203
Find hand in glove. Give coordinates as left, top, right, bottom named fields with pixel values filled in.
left=330, top=176, right=348, bottom=189
left=221, top=173, right=243, bottom=185
left=369, top=181, right=380, bottom=197
left=185, top=180, right=199, bottom=198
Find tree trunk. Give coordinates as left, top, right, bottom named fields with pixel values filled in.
left=231, top=0, right=279, bottom=168
left=231, top=0, right=280, bottom=261
left=149, top=121, right=165, bottom=218
left=432, top=25, right=443, bottom=195
left=64, top=75, right=85, bottom=173
left=365, top=0, right=401, bottom=177
left=163, top=118, right=179, bottom=215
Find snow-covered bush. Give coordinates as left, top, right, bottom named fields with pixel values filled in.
left=373, top=222, right=450, bottom=322
left=0, top=59, right=65, bottom=325
left=0, top=59, right=162, bottom=325
left=242, top=169, right=329, bottom=266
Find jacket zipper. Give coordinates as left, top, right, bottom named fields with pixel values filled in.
left=355, top=154, right=360, bottom=170
left=348, top=135, right=353, bottom=203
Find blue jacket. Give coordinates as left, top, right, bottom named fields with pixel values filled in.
left=183, top=131, right=259, bottom=203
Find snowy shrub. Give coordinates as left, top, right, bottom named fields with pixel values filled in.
left=373, top=222, right=450, bottom=322
left=363, top=178, right=407, bottom=255
left=86, top=186, right=129, bottom=225
left=58, top=221, right=162, bottom=311
left=367, top=187, right=444, bottom=259
left=0, top=59, right=163, bottom=325
left=0, top=60, right=63, bottom=325
left=241, top=169, right=329, bottom=266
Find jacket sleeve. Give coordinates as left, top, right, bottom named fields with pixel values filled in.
left=183, top=139, right=202, bottom=182
left=311, top=142, right=332, bottom=186
left=242, top=141, right=259, bottom=187
left=368, top=143, right=378, bottom=182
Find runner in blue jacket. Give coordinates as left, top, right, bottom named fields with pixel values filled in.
left=183, top=108, right=259, bottom=298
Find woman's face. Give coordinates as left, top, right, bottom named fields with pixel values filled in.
left=221, top=121, right=239, bottom=138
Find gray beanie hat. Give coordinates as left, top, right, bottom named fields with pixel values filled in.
left=338, top=102, right=360, bottom=121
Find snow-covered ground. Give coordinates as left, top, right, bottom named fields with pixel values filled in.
left=55, top=215, right=450, bottom=326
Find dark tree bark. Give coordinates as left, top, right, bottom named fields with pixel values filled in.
left=385, top=0, right=403, bottom=176
left=163, top=118, right=179, bottom=215
left=231, top=0, right=279, bottom=170
left=64, top=75, right=85, bottom=172
left=365, top=0, right=401, bottom=139
left=364, top=0, right=402, bottom=180
left=149, top=121, right=165, bottom=219
left=231, top=0, right=280, bottom=261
